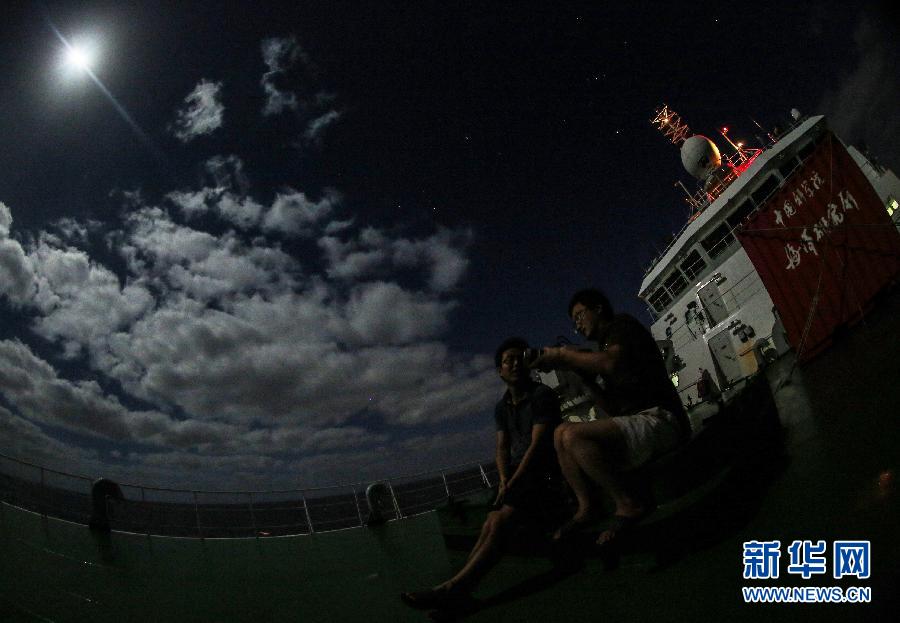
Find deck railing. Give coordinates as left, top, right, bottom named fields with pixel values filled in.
left=0, top=451, right=498, bottom=538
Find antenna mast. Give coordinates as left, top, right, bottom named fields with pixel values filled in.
left=651, top=104, right=691, bottom=145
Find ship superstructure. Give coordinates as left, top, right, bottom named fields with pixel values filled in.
left=640, top=108, right=900, bottom=409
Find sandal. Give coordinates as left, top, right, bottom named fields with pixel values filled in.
left=552, top=514, right=596, bottom=541
left=400, top=587, right=470, bottom=611
left=594, top=513, right=644, bottom=549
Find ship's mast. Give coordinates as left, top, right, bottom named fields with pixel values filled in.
left=652, top=104, right=700, bottom=210
left=651, top=103, right=763, bottom=213
left=651, top=104, right=691, bottom=145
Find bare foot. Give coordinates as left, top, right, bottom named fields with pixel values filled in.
left=595, top=507, right=653, bottom=546
left=552, top=508, right=598, bottom=541
left=400, top=584, right=469, bottom=610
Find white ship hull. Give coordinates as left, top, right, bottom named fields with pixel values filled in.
left=640, top=114, right=900, bottom=418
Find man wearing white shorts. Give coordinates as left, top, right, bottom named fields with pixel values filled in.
left=532, top=288, right=690, bottom=547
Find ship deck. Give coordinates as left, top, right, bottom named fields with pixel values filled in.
left=2, top=287, right=899, bottom=622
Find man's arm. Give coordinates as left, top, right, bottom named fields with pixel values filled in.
left=532, top=343, right=622, bottom=376
left=506, top=423, right=550, bottom=489
left=532, top=345, right=621, bottom=416
left=494, top=430, right=511, bottom=504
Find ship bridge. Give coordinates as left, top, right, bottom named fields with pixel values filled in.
left=639, top=116, right=826, bottom=318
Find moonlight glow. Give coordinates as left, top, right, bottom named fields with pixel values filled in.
left=64, top=44, right=94, bottom=72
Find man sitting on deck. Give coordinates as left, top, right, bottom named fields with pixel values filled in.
left=531, top=288, right=691, bottom=547
left=401, top=337, right=561, bottom=611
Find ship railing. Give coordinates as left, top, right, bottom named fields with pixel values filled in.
left=0, top=451, right=499, bottom=539
left=645, top=151, right=750, bottom=276
left=660, top=269, right=765, bottom=350
left=685, top=150, right=756, bottom=214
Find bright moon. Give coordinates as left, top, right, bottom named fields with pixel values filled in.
left=65, top=45, right=93, bottom=72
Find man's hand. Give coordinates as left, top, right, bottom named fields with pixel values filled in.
left=494, top=479, right=507, bottom=506
left=532, top=344, right=619, bottom=376
left=529, top=346, right=565, bottom=370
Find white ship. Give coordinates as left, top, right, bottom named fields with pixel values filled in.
left=639, top=106, right=900, bottom=413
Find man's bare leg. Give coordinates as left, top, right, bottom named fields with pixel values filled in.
left=464, top=503, right=506, bottom=562
left=555, top=420, right=649, bottom=542
left=436, top=505, right=516, bottom=594
left=562, top=421, right=653, bottom=544
left=563, top=420, right=644, bottom=514
left=554, top=423, right=594, bottom=521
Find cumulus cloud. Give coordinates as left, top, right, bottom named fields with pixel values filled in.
left=167, top=188, right=264, bottom=230
left=205, top=154, right=250, bottom=194
left=0, top=201, right=13, bottom=236
left=98, top=288, right=479, bottom=429
left=167, top=156, right=340, bottom=234
left=0, top=181, right=489, bottom=490
left=2, top=194, right=483, bottom=494
left=121, top=206, right=301, bottom=302
left=0, top=405, right=104, bottom=477
left=0, top=202, right=36, bottom=305
left=217, top=194, right=265, bottom=230
left=0, top=43, right=488, bottom=489
left=319, top=226, right=472, bottom=291
left=168, top=188, right=330, bottom=235
left=0, top=337, right=424, bottom=485
left=304, top=110, right=341, bottom=144
left=167, top=188, right=217, bottom=219
left=262, top=189, right=340, bottom=236
left=259, top=36, right=343, bottom=149
left=52, top=217, right=101, bottom=244
left=26, top=238, right=153, bottom=360
left=0, top=241, right=35, bottom=305
left=172, top=79, right=225, bottom=142
left=345, top=282, right=454, bottom=345
left=0, top=338, right=204, bottom=446
left=261, top=37, right=302, bottom=116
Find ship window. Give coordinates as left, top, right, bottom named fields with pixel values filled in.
left=701, top=222, right=736, bottom=259
left=726, top=199, right=756, bottom=231
left=750, top=175, right=780, bottom=206
left=680, top=250, right=706, bottom=280
left=796, top=140, right=816, bottom=162
left=649, top=286, right=672, bottom=312
left=778, top=157, right=800, bottom=181
left=663, top=270, right=688, bottom=298
left=887, top=196, right=898, bottom=217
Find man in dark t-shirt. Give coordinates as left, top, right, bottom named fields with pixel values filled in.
left=401, top=337, right=560, bottom=611
left=493, top=364, right=560, bottom=513
left=532, top=288, right=689, bottom=547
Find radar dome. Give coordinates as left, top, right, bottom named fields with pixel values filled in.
left=680, top=135, right=721, bottom=180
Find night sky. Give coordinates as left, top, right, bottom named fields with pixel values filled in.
left=1, top=1, right=897, bottom=489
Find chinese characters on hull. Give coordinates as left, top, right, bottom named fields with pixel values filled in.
left=774, top=168, right=860, bottom=270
